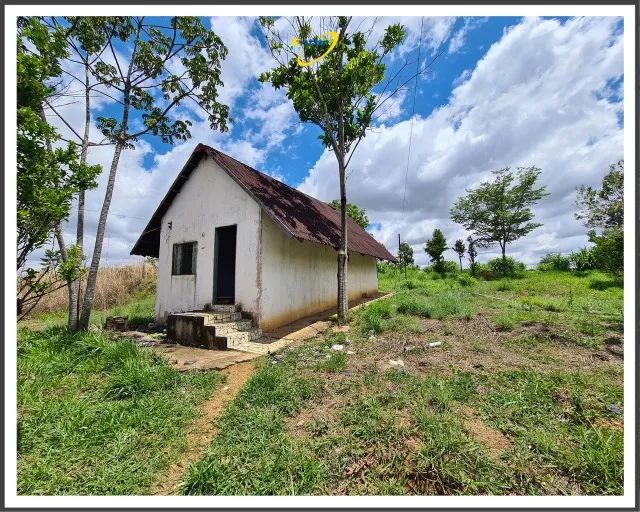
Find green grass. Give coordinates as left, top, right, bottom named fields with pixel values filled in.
left=179, top=268, right=622, bottom=495
left=17, top=327, right=223, bottom=495
left=180, top=325, right=623, bottom=495
left=492, top=312, right=518, bottom=331
left=21, top=292, right=156, bottom=330
left=18, top=267, right=623, bottom=496
left=181, top=358, right=324, bottom=495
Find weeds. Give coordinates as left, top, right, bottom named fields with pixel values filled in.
left=18, top=327, right=222, bottom=495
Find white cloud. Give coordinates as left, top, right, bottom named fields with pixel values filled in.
left=298, top=16, right=624, bottom=266
left=448, top=17, right=488, bottom=54
left=30, top=16, right=624, bottom=272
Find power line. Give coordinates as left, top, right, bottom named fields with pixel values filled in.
left=401, top=17, right=424, bottom=221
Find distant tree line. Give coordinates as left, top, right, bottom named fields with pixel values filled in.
left=387, top=162, right=623, bottom=278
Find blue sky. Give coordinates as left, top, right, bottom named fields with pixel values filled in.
left=46, top=16, right=624, bottom=267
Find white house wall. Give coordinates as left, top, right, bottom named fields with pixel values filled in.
left=259, top=214, right=379, bottom=331
left=155, top=156, right=261, bottom=324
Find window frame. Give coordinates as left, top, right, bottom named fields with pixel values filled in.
left=171, top=241, right=197, bottom=276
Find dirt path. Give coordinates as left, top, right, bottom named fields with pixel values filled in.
left=151, top=360, right=257, bottom=495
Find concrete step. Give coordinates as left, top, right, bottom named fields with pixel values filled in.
left=201, top=311, right=242, bottom=323
left=206, top=304, right=241, bottom=313
left=209, top=319, right=254, bottom=334
left=225, top=328, right=263, bottom=344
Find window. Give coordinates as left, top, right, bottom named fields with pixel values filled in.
left=172, top=242, right=197, bottom=275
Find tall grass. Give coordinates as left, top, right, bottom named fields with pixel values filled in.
left=17, top=327, right=223, bottom=495
left=26, top=262, right=156, bottom=315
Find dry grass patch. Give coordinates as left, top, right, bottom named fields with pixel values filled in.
left=26, top=262, right=156, bottom=315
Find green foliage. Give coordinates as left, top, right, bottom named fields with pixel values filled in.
left=466, top=236, right=479, bottom=274
left=397, top=242, right=414, bottom=267
left=425, top=229, right=448, bottom=272
left=259, top=17, right=406, bottom=322
left=395, top=293, right=431, bottom=317
left=17, top=327, right=222, bottom=494
left=575, top=161, right=624, bottom=276
left=487, top=256, right=526, bottom=277
left=441, top=260, right=461, bottom=274
left=16, top=17, right=100, bottom=273
left=357, top=299, right=393, bottom=334
left=589, top=228, right=623, bottom=276
left=575, top=161, right=623, bottom=231
left=327, top=200, right=369, bottom=229
left=259, top=17, right=405, bottom=156
left=453, top=239, right=466, bottom=271
left=495, top=279, right=515, bottom=291
left=74, top=16, right=230, bottom=146
left=537, top=253, right=571, bottom=272
left=450, top=167, right=548, bottom=258
left=457, top=273, right=477, bottom=287
left=427, top=291, right=475, bottom=320
left=570, top=247, right=597, bottom=272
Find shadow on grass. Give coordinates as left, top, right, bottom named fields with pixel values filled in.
left=589, top=277, right=623, bottom=291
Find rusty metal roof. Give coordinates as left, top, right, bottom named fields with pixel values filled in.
left=131, top=144, right=397, bottom=262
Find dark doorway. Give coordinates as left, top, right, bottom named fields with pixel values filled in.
left=214, top=225, right=237, bottom=304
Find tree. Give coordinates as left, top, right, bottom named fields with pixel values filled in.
left=575, top=161, right=623, bottom=275
left=453, top=239, right=465, bottom=271
left=425, top=229, right=447, bottom=272
left=63, top=17, right=230, bottom=330
left=397, top=242, right=414, bottom=268
left=466, top=236, right=478, bottom=274
left=259, top=16, right=409, bottom=322
left=40, top=16, right=119, bottom=329
left=328, top=200, right=369, bottom=229
left=450, top=167, right=548, bottom=261
left=17, top=17, right=100, bottom=317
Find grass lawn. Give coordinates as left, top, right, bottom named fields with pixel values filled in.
left=182, top=268, right=624, bottom=496
left=17, top=327, right=224, bottom=495
left=20, top=291, right=156, bottom=331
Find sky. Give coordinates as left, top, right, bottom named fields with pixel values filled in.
left=42, top=15, right=624, bottom=268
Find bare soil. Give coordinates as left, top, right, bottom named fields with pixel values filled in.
left=347, top=314, right=622, bottom=381
left=458, top=406, right=512, bottom=458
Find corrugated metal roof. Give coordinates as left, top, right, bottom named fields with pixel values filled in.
left=131, top=144, right=397, bottom=262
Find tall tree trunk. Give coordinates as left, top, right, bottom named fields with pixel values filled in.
left=501, top=242, right=506, bottom=261
left=39, top=104, right=79, bottom=329
left=78, top=140, right=125, bottom=330
left=53, top=223, right=78, bottom=329
left=71, top=60, right=91, bottom=330
left=337, top=160, right=348, bottom=323
left=458, top=255, right=463, bottom=272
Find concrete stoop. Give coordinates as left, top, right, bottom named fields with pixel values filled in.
left=167, top=305, right=262, bottom=351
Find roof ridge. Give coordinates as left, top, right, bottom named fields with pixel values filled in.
left=131, top=143, right=397, bottom=262
left=202, top=144, right=339, bottom=212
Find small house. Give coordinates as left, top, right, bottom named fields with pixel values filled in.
left=131, top=144, right=396, bottom=339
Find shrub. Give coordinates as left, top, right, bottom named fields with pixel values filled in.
left=395, top=294, right=430, bottom=317
left=570, top=247, right=597, bottom=271
left=457, top=274, right=478, bottom=287
left=376, top=261, right=392, bottom=274
left=472, top=263, right=495, bottom=281
left=537, top=252, right=571, bottom=271
left=358, top=299, right=393, bottom=334
left=428, top=292, right=474, bottom=320
left=434, top=260, right=459, bottom=274
left=487, top=257, right=526, bottom=277
left=590, top=228, right=623, bottom=275
left=495, top=280, right=514, bottom=291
